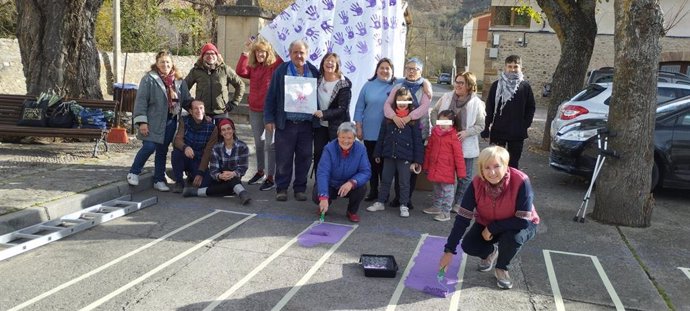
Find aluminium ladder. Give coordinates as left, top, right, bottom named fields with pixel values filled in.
left=0, top=194, right=157, bottom=261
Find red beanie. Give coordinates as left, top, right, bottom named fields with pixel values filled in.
left=217, top=118, right=234, bottom=130
left=200, top=43, right=222, bottom=61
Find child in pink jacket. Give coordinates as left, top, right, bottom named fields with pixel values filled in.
left=423, top=110, right=466, bottom=221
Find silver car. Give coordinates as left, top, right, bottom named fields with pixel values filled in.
left=550, top=82, right=690, bottom=138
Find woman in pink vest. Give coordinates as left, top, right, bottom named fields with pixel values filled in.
left=439, top=146, right=539, bottom=290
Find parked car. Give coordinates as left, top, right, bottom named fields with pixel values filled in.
left=437, top=73, right=451, bottom=85
left=586, top=67, right=690, bottom=85
left=550, top=95, right=690, bottom=190
left=550, top=82, right=690, bottom=138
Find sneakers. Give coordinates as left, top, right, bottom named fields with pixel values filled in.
left=451, top=204, right=460, bottom=214
left=276, top=191, right=288, bottom=201
left=422, top=207, right=442, bottom=215
left=259, top=179, right=275, bottom=191
left=239, top=191, right=251, bottom=205
left=400, top=205, right=410, bottom=217
left=182, top=187, right=197, bottom=197
left=434, top=213, right=451, bottom=222
left=366, top=202, right=385, bottom=212
left=126, top=173, right=139, bottom=186
left=171, top=183, right=184, bottom=193
left=247, top=172, right=265, bottom=185
left=495, top=268, right=513, bottom=289
left=478, top=244, right=499, bottom=272
left=153, top=181, right=170, bottom=192
left=294, top=192, right=307, bottom=201
left=347, top=211, right=360, bottom=223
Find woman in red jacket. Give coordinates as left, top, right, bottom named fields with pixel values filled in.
left=236, top=38, right=283, bottom=191
left=422, top=110, right=466, bottom=222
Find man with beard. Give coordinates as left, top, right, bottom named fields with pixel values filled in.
left=481, top=55, right=536, bottom=169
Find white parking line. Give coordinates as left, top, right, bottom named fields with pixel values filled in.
left=78, top=213, right=256, bottom=311
left=448, top=250, right=468, bottom=311
left=8, top=210, right=230, bottom=311
left=202, top=222, right=319, bottom=311
left=271, top=223, right=358, bottom=311
left=679, top=267, right=690, bottom=280
left=543, top=250, right=624, bottom=311
left=386, top=233, right=427, bottom=311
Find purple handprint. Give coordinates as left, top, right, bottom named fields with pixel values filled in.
left=390, top=0, right=397, bottom=6
left=310, top=47, right=322, bottom=61
left=344, top=61, right=356, bottom=74
left=290, top=3, right=300, bottom=11
left=345, top=26, right=355, bottom=39
left=322, top=0, right=334, bottom=10
left=371, top=15, right=381, bottom=29
left=333, top=32, right=345, bottom=45
left=305, top=27, right=320, bottom=41
left=278, top=27, right=289, bottom=41
left=356, top=41, right=368, bottom=54
left=365, top=0, right=377, bottom=8
left=294, top=18, right=304, bottom=33
left=383, top=17, right=390, bottom=30
left=326, top=40, right=334, bottom=53
left=375, top=54, right=382, bottom=62
left=350, top=3, right=363, bottom=16
left=268, top=22, right=278, bottom=29
left=381, top=0, right=387, bottom=8
left=344, top=45, right=352, bottom=55
left=306, top=5, right=320, bottom=21
left=321, top=20, right=334, bottom=33
left=279, top=11, right=291, bottom=21
left=390, top=16, right=397, bottom=29
left=356, top=22, right=367, bottom=36
left=339, top=10, right=349, bottom=25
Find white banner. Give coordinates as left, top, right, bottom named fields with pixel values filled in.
left=284, top=75, right=318, bottom=113
left=260, top=0, right=408, bottom=119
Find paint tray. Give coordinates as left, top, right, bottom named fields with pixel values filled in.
left=359, top=254, right=398, bottom=278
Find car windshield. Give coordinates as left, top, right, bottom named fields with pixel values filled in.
left=572, top=84, right=606, bottom=102
left=656, top=95, right=690, bottom=117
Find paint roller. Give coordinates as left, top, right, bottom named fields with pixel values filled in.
left=422, top=268, right=450, bottom=298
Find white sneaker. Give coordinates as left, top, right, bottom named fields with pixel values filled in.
left=153, top=181, right=170, bottom=192
left=434, top=213, right=451, bottom=222
left=127, top=173, right=139, bottom=186
left=366, top=202, right=385, bottom=212
left=400, top=205, right=410, bottom=217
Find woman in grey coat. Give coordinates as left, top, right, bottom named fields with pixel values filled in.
left=127, top=50, right=193, bottom=191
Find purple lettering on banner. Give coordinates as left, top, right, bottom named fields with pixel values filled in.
left=298, top=223, right=352, bottom=247
left=404, top=236, right=463, bottom=297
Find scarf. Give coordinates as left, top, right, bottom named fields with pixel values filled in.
left=401, top=78, right=424, bottom=107
left=395, top=107, right=410, bottom=118
left=205, top=62, right=217, bottom=71
left=482, top=170, right=510, bottom=200
left=452, top=93, right=471, bottom=130
left=495, top=71, right=524, bottom=116
left=159, top=70, right=177, bottom=110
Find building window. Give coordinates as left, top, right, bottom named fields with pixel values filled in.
left=492, top=6, right=530, bottom=27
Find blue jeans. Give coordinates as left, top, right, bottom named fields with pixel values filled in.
left=454, top=157, right=475, bottom=206
left=129, top=117, right=177, bottom=183
left=171, top=149, right=211, bottom=188
left=461, top=221, right=537, bottom=271
left=274, top=121, right=313, bottom=193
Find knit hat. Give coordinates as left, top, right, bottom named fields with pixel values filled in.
left=200, top=43, right=223, bottom=63
left=217, top=118, right=234, bottom=130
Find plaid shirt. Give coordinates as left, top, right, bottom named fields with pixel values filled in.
left=209, top=139, right=249, bottom=181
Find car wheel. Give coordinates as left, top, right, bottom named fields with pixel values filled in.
left=651, top=160, right=660, bottom=192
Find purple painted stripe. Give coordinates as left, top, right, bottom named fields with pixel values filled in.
left=404, top=235, right=463, bottom=296
left=297, top=223, right=352, bottom=247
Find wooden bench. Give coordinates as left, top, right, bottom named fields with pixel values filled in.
left=0, top=94, right=117, bottom=157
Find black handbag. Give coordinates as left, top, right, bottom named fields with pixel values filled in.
left=47, top=101, right=75, bottom=128
left=17, top=99, right=49, bottom=127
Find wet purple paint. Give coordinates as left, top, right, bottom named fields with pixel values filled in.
left=404, top=236, right=463, bottom=297
left=298, top=223, right=351, bottom=247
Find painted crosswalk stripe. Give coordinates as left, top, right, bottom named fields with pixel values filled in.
left=271, top=223, right=358, bottom=311
left=203, top=222, right=319, bottom=311
left=386, top=233, right=427, bottom=311
left=448, top=250, right=468, bottom=311
left=543, top=249, right=624, bottom=311
left=679, top=267, right=690, bottom=280
left=78, top=213, right=256, bottom=311
left=9, top=210, right=236, bottom=311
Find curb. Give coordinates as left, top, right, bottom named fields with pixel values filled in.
left=0, top=173, right=154, bottom=236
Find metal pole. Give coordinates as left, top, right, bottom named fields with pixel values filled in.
left=113, top=0, right=121, bottom=85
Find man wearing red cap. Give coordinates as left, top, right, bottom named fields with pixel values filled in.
left=185, top=43, right=246, bottom=118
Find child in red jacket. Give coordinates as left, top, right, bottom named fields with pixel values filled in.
left=423, top=110, right=466, bottom=221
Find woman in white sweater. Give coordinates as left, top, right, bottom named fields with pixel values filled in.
left=429, top=72, right=486, bottom=212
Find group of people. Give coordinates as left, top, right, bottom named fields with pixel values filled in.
left=123, top=36, right=539, bottom=289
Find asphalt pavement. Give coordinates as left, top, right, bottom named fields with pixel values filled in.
left=0, top=84, right=688, bottom=310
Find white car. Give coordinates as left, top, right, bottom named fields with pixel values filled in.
left=550, top=82, right=690, bottom=138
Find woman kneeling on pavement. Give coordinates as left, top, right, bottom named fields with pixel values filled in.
left=183, top=118, right=251, bottom=205
left=313, top=122, right=371, bottom=223
left=439, top=146, right=539, bottom=289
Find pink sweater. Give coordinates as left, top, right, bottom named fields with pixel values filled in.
left=235, top=54, right=283, bottom=112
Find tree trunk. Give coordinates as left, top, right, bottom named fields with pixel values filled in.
left=592, top=0, right=663, bottom=227
left=15, top=0, right=104, bottom=99
left=536, top=0, right=597, bottom=151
